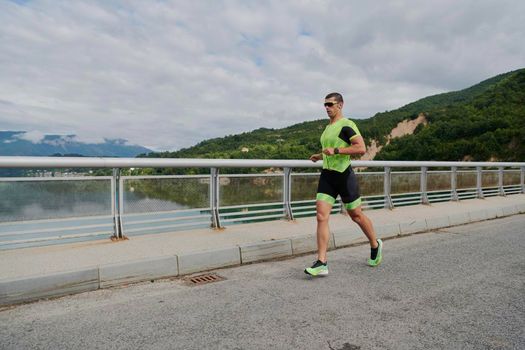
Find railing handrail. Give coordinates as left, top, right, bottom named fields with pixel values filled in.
left=0, top=156, right=524, bottom=169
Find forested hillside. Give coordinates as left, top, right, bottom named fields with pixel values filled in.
left=375, top=69, right=524, bottom=161
left=140, top=68, right=524, bottom=173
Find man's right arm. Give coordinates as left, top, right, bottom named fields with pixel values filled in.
left=310, top=153, right=323, bottom=162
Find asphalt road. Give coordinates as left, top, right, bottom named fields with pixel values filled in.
left=1, top=215, right=524, bottom=350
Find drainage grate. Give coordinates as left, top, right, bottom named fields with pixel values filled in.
left=185, top=273, right=225, bottom=286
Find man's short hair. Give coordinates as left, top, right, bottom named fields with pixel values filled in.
left=325, top=92, right=343, bottom=103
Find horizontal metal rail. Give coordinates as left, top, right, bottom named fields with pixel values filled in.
left=220, top=208, right=284, bottom=217
left=1, top=156, right=524, bottom=169
left=121, top=175, right=208, bottom=180
left=219, top=202, right=284, bottom=210
left=122, top=207, right=210, bottom=217
left=123, top=221, right=210, bottom=235
left=0, top=176, right=112, bottom=182
left=0, top=231, right=111, bottom=247
left=121, top=214, right=210, bottom=225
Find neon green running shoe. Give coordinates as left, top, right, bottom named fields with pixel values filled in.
left=304, top=260, right=328, bottom=276
left=368, top=239, right=383, bottom=267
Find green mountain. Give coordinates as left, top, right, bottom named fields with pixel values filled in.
left=372, top=69, right=525, bottom=162
left=141, top=68, right=525, bottom=173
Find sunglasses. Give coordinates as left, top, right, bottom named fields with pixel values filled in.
left=324, top=102, right=339, bottom=107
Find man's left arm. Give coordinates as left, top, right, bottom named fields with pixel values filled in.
left=336, top=136, right=366, bottom=156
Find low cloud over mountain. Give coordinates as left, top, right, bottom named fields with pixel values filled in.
left=0, top=131, right=151, bottom=157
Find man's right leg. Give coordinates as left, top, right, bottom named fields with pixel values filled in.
left=305, top=199, right=332, bottom=276
left=316, top=199, right=333, bottom=263
left=307, top=169, right=336, bottom=276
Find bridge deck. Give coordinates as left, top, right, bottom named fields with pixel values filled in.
left=0, top=195, right=524, bottom=305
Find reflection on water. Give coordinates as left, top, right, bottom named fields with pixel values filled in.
left=0, top=181, right=110, bottom=222
left=0, top=181, right=188, bottom=222
left=123, top=192, right=190, bottom=214
left=15, top=201, right=110, bottom=221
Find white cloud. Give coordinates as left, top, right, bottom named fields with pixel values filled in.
left=0, top=0, right=523, bottom=152
left=14, top=130, right=46, bottom=143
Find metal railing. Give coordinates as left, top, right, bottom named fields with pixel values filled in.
left=0, top=156, right=523, bottom=249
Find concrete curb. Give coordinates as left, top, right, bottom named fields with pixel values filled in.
left=99, top=256, right=178, bottom=288
left=178, top=247, right=240, bottom=275
left=332, top=226, right=363, bottom=248
left=449, top=212, right=470, bottom=226
left=469, top=209, right=489, bottom=222
left=485, top=208, right=499, bottom=220
left=375, top=223, right=402, bottom=237
left=502, top=205, right=519, bottom=217
left=0, top=268, right=99, bottom=305
left=1, top=206, right=523, bottom=306
left=399, top=219, right=428, bottom=235
left=426, top=216, right=451, bottom=230
left=239, top=239, right=292, bottom=264
left=290, top=234, right=333, bottom=255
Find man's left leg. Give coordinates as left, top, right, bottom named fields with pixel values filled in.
left=347, top=206, right=377, bottom=247
left=347, top=205, right=383, bottom=266
left=341, top=167, right=382, bottom=266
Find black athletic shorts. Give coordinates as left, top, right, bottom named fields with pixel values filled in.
left=316, top=166, right=362, bottom=210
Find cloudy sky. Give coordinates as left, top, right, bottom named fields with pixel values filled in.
left=1, top=0, right=524, bottom=151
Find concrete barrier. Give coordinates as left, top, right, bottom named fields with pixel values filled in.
left=485, top=208, right=499, bottom=220
left=239, top=239, right=292, bottom=263
left=469, top=209, right=489, bottom=222
left=332, top=226, right=362, bottom=247
left=502, top=205, right=519, bottom=217
left=178, top=247, right=240, bottom=275
left=399, top=219, right=428, bottom=235
left=290, top=234, right=316, bottom=255
left=375, top=223, right=402, bottom=237
left=0, top=268, right=99, bottom=306
left=426, top=216, right=451, bottom=230
left=449, top=212, right=470, bottom=226
left=99, top=256, right=178, bottom=288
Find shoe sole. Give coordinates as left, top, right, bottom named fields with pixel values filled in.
left=304, top=269, right=329, bottom=276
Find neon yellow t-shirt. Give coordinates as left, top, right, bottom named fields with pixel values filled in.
left=320, top=117, right=361, bottom=172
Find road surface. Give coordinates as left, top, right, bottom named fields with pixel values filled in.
left=1, top=215, right=524, bottom=350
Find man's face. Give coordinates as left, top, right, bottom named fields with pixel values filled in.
left=324, top=98, right=341, bottom=118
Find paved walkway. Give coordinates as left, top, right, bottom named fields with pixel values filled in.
left=0, top=195, right=524, bottom=305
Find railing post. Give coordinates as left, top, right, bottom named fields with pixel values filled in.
left=339, top=198, right=346, bottom=214
left=476, top=166, right=484, bottom=199
left=521, top=166, right=525, bottom=194
left=119, top=174, right=125, bottom=238
left=451, top=166, right=459, bottom=201
left=111, top=168, right=123, bottom=239
left=420, top=166, right=429, bottom=204
left=384, top=166, right=393, bottom=209
left=283, top=167, right=294, bottom=220
left=210, top=168, right=221, bottom=229
left=498, top=167, right=505, bottom=196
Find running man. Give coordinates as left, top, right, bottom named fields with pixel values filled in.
left=305, top=92, right=382, bottom=276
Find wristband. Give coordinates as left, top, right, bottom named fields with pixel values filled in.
left=334, top=148, right=339, bottom=154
